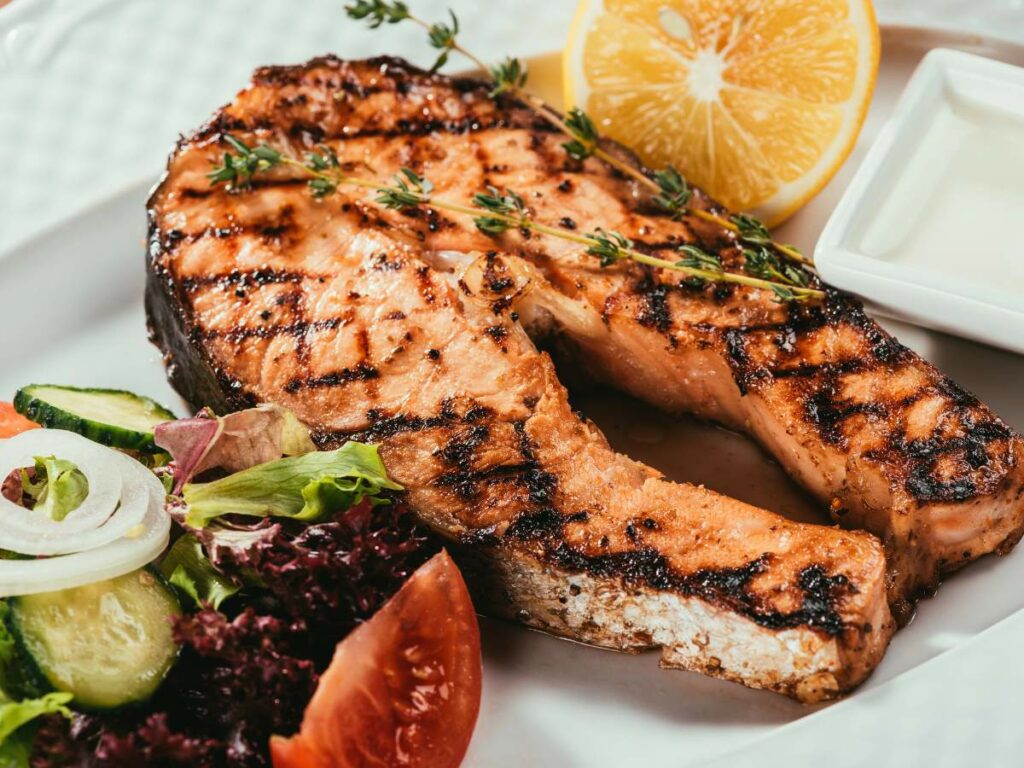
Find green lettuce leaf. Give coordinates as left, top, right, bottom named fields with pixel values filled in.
left=0, top=691, right=72, bottom=750
left=0, top=726, right=34, bottom=768
left=20, top=456, right=89, bottom=522
left=0, top=603, right=72, bottom=762
left=159, top=534, right=240, bottom=610
left=182, top=442, right=402, bottom=528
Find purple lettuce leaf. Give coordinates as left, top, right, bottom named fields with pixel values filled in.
left=155, top=405, right=315, bottom=494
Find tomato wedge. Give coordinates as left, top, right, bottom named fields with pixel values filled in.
left=271, top=550, right=482, bottom=768
left=0, top=402, right=39, bottom=439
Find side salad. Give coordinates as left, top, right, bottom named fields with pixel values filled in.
left=0, top=386, right=482, bottom=767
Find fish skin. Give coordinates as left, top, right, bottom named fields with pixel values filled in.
left=144, top=55, right=1006, bottom=698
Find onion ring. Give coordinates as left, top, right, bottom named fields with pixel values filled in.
left=0, top=430, right=171, bottom=596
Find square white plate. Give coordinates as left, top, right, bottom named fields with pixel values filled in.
left=815, top=48, right=1024, bottom=354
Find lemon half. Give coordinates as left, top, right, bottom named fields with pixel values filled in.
left=564, top=0, right=880, bottom=225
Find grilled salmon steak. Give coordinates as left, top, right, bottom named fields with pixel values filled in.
left=148, top=56, right=1020, bottom=697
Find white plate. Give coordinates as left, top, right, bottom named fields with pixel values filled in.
left=2, top=18, right=1024, bottom=768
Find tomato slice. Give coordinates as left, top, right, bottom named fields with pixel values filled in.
left=0, top=402, right=39, bottom=439
left=271, top=550, right=482, bottom=768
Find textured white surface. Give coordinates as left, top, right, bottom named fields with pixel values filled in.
left=2, top=0, right=1024, bottom=252
left=3, top=3, right=1024, bottom=766
left=0, top=0, right=573, bottom=251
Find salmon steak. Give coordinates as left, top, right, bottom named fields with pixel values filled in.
left=146, top=56, right=1024, bottom=700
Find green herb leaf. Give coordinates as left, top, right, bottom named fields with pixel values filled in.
left=743, top=245, right=810, bottom=288
left=562, top=108, right=599, bottom=162
left=770, top=284, right=798, bottom=303
left=585, top=228, right=632, bottom=267
left=308, top=177, right=339, bottom=198
left=182, top=442, right=403, bottom=528
left=206, top=135, right=283, bottom=190
left=489, top=57, right=528, bottom=98
left=19, top=457, right=88, bottom=523
left=306, top=146, right=340, bottom=172
left=344, top=0, right=410, bottom=27
left=675, top=244, right=722, bottom=273
left=160, top=534, right=241, bottom=610
left=426, top=10, right=459, bottom=72
left=652, top=165, right=691, bottom=216
left=730, top=213, right=773, bottom=247
left=742, top=245, right=776, bottom=280
left=375, top=167, right=434, bottom=210
left=0, top=692, right=72, bottom=759
left=471, top=185, right=527, bottom=234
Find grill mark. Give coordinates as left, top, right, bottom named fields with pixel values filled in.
left=804, top=386, right=852, bottom=446
left=435, top=406, right=555, bottom=505
left=436, top=462, right=537, bottom=501
left=214, top=117, right=553, bottom=148
left=179, top=177, right=308, bottom=199
left=181, top=268, right=312, bottom=293
left=906, top=467, right=978, bottom=503
left=324, top=399, right=494, bottom=445
left=501, top=524, right=853, bottom=636
left=875, top=418, right=1014, bottom=501
left=770, top=359, right=866, bottom=379
left=284, top=363, right=380, bottom=393
left=415, top=265, right=436, bottom=305
left=437, top=424, right=490, bottom=468
left=162, top=220, right=299, bottom=249
left=268, top=281, right=312, bottom=367
left=203, top=317, right=341, bottom=342
left=723, top=328, right=754, bottom=395
left=635, top=283, right=672, bottom=334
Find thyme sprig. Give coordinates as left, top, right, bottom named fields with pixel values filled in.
left=343, top=1, right=813, bottom=269
left=472, top=186, right=528, bottom=233
left=376, top=168, right=434, bottom=209
left=344, top=0, right=409, bottom=27
left=206, top=137, right=823, bottom=302
left=562, top=108, right=599, bottom=162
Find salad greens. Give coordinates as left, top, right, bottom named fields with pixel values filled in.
left=0, top=602, right=72, bottom=767
left=155, top=404, right=317, bottom=493
left=1, top=392, right=428, bottom=766
left=181, top=442, right=403, bottom=528
left=19, top=457, right=88, bottom=522
left=159, top=534, right=241, bottom=610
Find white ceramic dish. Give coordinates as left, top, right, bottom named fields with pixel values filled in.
left=3, top=13, right=1024, bottom=768
left=816, top=48, right=1024, bottom=354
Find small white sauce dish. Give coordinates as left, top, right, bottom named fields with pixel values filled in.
left=816, top=48, right=1024, bottom=355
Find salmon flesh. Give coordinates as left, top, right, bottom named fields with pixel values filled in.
left=146, top=56, right=1024, bottom=700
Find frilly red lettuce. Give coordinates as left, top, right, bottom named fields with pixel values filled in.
left=206, top=499, right=432, bottom=652
left=31, top=610, right=317, bottom=768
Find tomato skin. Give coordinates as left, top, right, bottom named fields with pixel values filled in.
left=271, top=550, right=482, bottom=768
left=0, top=402, right=39, bottom=439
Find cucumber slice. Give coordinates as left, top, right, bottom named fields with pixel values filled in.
left=8, top=569, right=181, bottom=710
left=13, top=385, right=176, bottom=452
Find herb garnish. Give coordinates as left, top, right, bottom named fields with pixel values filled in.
left=207, top=138, right=822, bottom=301
left=343, top=1, right=813, bottom=269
